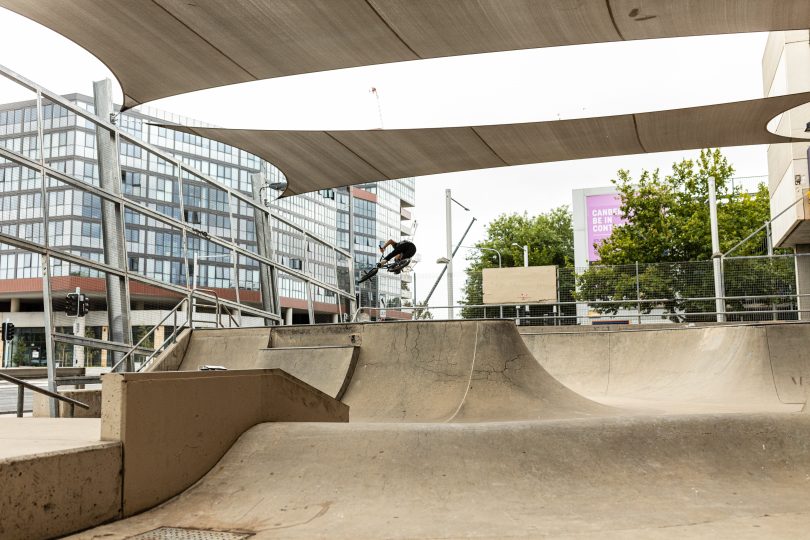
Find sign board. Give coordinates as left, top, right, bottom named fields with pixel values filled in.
left=482, top=266, right=557, bottom=305
left=585, top=193, right=626, bottom=261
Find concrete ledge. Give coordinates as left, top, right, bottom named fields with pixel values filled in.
left=100, top=368, right=349, bottom=516
left=0, top=419, right=121, bottom=540
left=178, top=327, right=273, bottom=370
left=0, top=367, right=85, bottom=379
left=32, top=389, right=102, bottom=418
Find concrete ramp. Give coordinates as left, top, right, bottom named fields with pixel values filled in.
left=177, top=327, right=272, bottom=371
left=169, top=320, right=613, bottom=422
left=521, top=323, right=810, bottom=412
left=764, top=324, right=810, bottom=404
left=70, top=414, right=810, bottom=539
left=269, top=320, right=613, bottom=422
left=256, top=345, right=359, bottom=400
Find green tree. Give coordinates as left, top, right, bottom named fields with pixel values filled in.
left=577, top=149, right=793, bottom=321
left=460, top=207, right=574, bottom=319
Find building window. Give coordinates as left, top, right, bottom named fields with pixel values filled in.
left=184, top=210, right=201, bottom=224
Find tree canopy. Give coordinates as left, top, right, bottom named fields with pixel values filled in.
left=460, top=207, right=574, bottom=317
left=577, top=149, right=794, bottom=322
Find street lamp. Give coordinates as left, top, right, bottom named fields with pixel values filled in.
left=511, top=243, right=528, bottom=267
left=445, top=189, right=471, bottom=319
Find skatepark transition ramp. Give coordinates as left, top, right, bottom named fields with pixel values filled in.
left=70, top=413, right=810, bottom=539
left=154, top=320, right=615, bottom=422
left=520, top=322, right=810, bottom=412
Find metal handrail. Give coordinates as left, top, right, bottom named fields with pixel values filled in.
left=110, top=296, right=190, bottom=372
left=0, top=372, right=89, bottom=418
left=112, top=288, right=242, bottom=372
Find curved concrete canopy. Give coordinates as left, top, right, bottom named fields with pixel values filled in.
left=2, top=0, right=810, bottom=109
left=166, top=92, right=810, bottom=196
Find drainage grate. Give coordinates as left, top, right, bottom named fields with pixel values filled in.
left=127, top=527, right=253, bottom=540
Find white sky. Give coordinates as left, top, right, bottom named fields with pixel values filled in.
left=0, top=7, right=774, bottom=308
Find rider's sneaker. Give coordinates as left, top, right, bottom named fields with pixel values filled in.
left=376, top=262, right=383, bottom=268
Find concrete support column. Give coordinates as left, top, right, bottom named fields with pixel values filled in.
left=9, top=298, right=20, bottom=312
left=94, top=79, right=131, bottom=369
left=284, top=308, right=293, bottom=326
left=332, top=313, right=340, bottom=323
left=100, top=326, right=109, bottom=367
left=251, top=173, right=279, bottom=323
left=795, top=245, right=810, bottom=320
left=154, top=325, right=165, bottom=350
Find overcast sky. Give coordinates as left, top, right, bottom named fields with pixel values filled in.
left=0, top=8, right=774, bottom=308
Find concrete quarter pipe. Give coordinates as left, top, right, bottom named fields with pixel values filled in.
left=71, top=320, right=810, bottom=539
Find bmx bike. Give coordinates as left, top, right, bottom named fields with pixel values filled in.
left=357, top=255, right=412, bottom=284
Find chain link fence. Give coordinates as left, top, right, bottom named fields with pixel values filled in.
left=359, top=254, right=804, bottom=325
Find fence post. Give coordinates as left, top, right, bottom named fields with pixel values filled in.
left=708, top=176, right=726, bottom=322
left=635, top=261, right=642, bottom=325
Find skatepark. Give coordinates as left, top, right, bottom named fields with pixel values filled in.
left=2, top=1, right=810, bottom=539
left=3, top=319, right=810, bottom=539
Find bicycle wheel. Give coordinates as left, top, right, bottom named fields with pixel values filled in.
left=357, top=266, right=379, bottom=284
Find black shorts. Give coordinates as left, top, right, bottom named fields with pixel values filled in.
left=385, top=241, right=416, bottom=261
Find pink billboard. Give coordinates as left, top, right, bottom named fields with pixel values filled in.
left=586, top=194, right=626, bottom=261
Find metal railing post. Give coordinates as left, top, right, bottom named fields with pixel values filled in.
left=708, top=176, right=726, bottom=322
left=635, top=261, right=642, bottom=325
left=17, top=385, right=24, bottom=417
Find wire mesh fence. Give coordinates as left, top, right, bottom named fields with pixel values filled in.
left=362, top=254, right=805, bottom=325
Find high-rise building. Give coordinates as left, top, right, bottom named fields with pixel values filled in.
left=337, top=178, right=416, bottom=318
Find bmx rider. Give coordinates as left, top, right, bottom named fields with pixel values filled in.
left=378, top=238, right=417, bottom=273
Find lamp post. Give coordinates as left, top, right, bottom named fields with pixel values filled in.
left=511, top=243, right=529, bottom=267
left=445, top=189, right=471, bottom=320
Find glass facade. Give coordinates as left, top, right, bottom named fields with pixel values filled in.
left=339, top=177, right=416, bottom=310
left=0, top=92, right=416, bottom=333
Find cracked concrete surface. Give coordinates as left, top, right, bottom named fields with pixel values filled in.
left=66, top=320, right=810, bottom=539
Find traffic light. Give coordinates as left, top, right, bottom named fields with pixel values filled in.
left=65, top=293, right=79, bottom=316
left=65, top=293, right=90, bottom=317
left=1, top=322, right=15, bottom=342
left=79, top=295, right=90, bottom=317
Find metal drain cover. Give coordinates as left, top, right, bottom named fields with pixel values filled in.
left=127, top=527, right=253, bottom=540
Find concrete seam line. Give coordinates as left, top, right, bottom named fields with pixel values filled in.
left=445, top=321, right=479, bottom=423
left=764, top=325, right=799, bottom=405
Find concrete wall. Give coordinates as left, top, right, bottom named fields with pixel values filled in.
left=32, top=388, right=102, bottom=418
left=257, top=345, right=359, bottom=399
left=0, top=444, right=121, bottom=540
left=100, top=369, right=349, bottom=516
